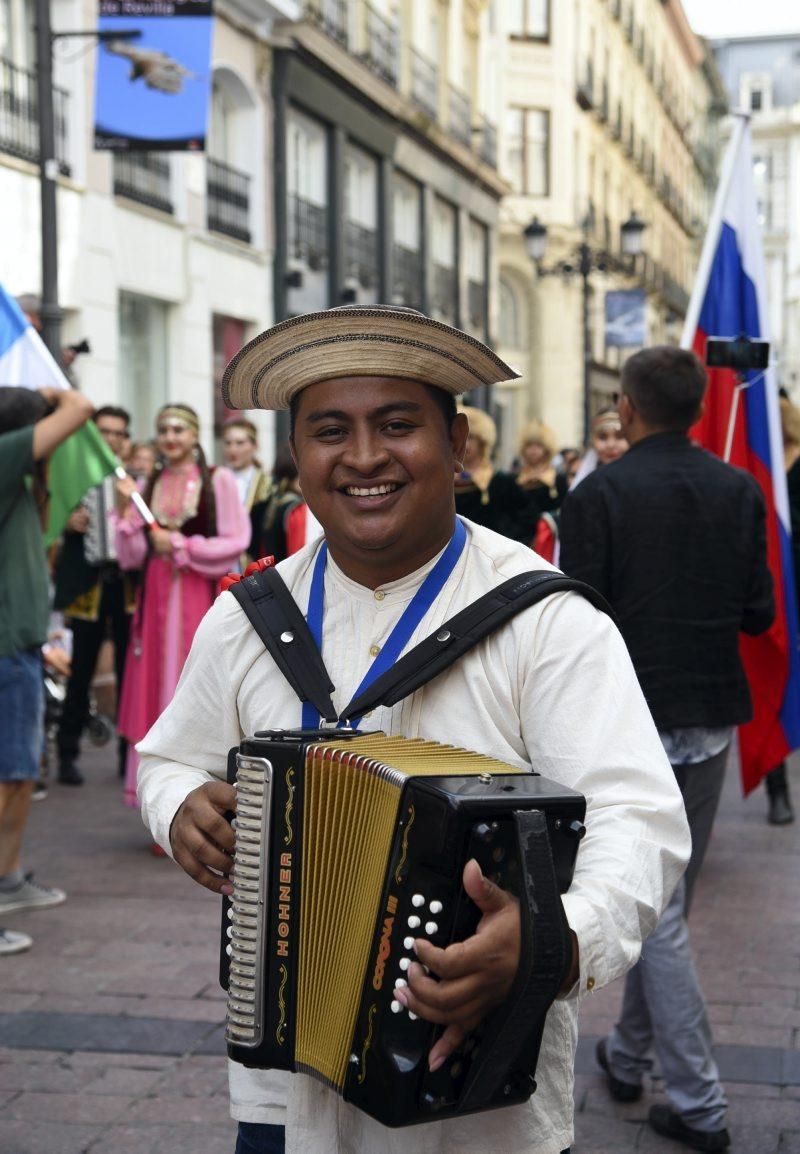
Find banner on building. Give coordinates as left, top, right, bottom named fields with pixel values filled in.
left=94, top=1, right=213, bottom=152
left=604, top=289, right=646, bottom=348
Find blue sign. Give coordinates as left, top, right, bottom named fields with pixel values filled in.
left=95, top=2, right=213, bottom=152
left=605, top=289, right=647, bottom=348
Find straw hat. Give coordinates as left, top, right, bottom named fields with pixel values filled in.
left=222, top=305, right=519, bottom=411
left=459, top=405, right=497, bottom=455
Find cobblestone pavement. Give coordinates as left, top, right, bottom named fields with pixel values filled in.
left=0, top=744, right=797, bottom=1153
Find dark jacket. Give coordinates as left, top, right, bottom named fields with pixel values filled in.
left=559, top=431, right=775, bottom=729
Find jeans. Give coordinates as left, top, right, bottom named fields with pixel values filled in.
left=605, top=745, right=729, bottom=1131
left=0, top=648, right=43, bottom=781
left=235, top=1123, right=285, bottom=1154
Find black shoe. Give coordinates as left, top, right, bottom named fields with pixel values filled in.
left=595, top=1038, right=642, bottom=1103
left=649, top=1105, right=730, bottom=1151
left=57, top=763, right=84, bottom=786
left=767, top=787, right=795, bottom=825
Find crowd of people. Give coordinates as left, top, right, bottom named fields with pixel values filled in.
left=0, top=300, right=797, bottom=1154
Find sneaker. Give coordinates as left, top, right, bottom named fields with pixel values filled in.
left=31, top=780, right=48, bottom=801
left=0, top=928, right=33, bottom=955
left=0, top=873, right=67, bottom=914
left=596, top=1038, right=643, bottom=1103
left=648, top=1105, right=730, bottom=1151
left=57, top=762, right=84, bottom=786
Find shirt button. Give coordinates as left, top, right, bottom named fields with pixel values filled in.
left=374, top=590, right=385, bottom=601
left=586, top=976, right=596, bottom=991
left=369, top=644, right=381, bottom=657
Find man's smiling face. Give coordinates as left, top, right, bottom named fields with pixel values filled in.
left=291, top=377, right=468, bottom=587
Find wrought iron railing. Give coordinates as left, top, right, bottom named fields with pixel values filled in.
left=288, top=192, right=328, bottom=269
left=345, top=220, right=379, bottom=288
left=358, top=1, right=399, bottom=86
left=0, top=57, right=70, bottom=174
left=113, top=152, right=173, bottom=214
left=305, top=0, right=349, bottom=47
left=467, top=279, right=486, bottom=335
left=432, top=262, right=457, bottom=324
left=391, top=243, right=423, bottom=309
left=207, top=157, right=251, bottom=243
left=410, top=47, right=438, bottom=119
left=474, top=114, right=497, bottom=167
left=448, top=84, right=472, bottom=147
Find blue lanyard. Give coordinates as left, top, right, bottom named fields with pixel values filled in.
left=302, top=519, right=468, bottom=729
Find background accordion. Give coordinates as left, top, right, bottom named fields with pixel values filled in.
left=220, top=730, right=585, bottom=1127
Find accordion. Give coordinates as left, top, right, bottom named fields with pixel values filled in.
left=220, top=730, right=585, bottom=1127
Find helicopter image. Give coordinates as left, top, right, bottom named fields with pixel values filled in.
left=104, top=39, right=194, bottom=95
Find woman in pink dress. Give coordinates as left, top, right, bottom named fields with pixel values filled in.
left=115, top=403, right=250, bottom=807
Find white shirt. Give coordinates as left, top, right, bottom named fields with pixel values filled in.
left=233, top=465, right=256, bottom=508
left=137, top=519, right=690, bottom=1154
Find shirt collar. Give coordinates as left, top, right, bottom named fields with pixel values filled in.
left=324, top=527, right=462, bottom=606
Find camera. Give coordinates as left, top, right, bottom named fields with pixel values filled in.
left=705, top=336, right=769, bottom=372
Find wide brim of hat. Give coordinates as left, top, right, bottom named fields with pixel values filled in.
left=221, top=308, right=519, bottom=411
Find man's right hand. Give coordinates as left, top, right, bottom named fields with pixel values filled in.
left=169, top=780, right=237, bottom=895
left=66, top=507, right=90, bottom=533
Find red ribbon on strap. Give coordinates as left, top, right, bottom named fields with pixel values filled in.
left=218, top=555, right=276, bottom=595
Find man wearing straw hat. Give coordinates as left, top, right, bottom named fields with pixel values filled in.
left=137, top=306, right=690, bottom=1154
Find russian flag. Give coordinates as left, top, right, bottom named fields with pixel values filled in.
left=682, top=117, right=800, bottom=794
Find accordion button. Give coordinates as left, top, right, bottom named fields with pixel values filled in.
left=403, top=936, right=415, bottom=950
left=399, top=957, right=410, bottom=971
left=395, top=978, right=407, bottom=988
left=407, top=916, right=421, bottom=928
left=429, top=900, right=443, bottom=914
left=425, top=922, right=438, bottom=935
left=409, top=1012, right=418, bottom=1021
left=412, top=894, right=425, bottom=907
left=226, top=944, right=232, bottom=956
left=390, top=1000, right=402, bottom=1013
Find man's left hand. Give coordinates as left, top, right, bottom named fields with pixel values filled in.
left=150, top=527, right=173, bottom=556
left=393, top=859, right=521, bottom=1072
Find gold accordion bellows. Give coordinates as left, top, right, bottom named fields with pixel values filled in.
left=220, top=730, right=585, bottom=1128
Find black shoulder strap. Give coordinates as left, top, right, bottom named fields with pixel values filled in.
left=229, top=567, right=338, bottom=723
left=339, top=571, right=613, bottom=722
left=230, top=566, right=612, bottom=725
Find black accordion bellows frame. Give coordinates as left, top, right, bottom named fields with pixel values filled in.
left=219, top=729, right=585, bottom=1128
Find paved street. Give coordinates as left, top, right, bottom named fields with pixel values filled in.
left=0, top=745, right=798, bottom=1154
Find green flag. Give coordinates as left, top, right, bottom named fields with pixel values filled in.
left=44, top=421, right=119, bottom=547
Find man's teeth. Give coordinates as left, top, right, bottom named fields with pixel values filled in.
left=345, top=484, right=399, bottom=496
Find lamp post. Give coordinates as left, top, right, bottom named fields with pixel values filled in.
left=525, top=210, right=646, bottom=445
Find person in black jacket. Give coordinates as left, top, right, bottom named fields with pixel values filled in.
left=560, top=346, right=774, bottom=1153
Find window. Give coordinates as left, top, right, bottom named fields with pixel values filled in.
left=431, top=196, right=458, bottom=327
left=750, top=89, right=762, bottom=112
left=508, top=0, right=549, bottom=39
left=344, top=142, right=380, bottom=303
left=505, top=108, right=550, bottom=196
left=287, top=107, right=329, bottom=312
left=118, top=293, right=169, bottom=441
left=499, top=277, right=523, bottom=349
left=392, top=172, right=424, bottom=309
left=466, top=218, right=488, bottom=339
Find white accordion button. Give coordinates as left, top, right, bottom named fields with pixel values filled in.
left=409, top=1011, right=418, bottom=1021
left=399, top=957, right=410, bottom=971
left=429, top=900, right=443, bottom=914
left=411, top=894, right=425, bottom=907
left=425, top=922, right=438, bottom=935
left=390, top=1000, right=402, bottom=1013
left=395, top=978, right=407, bottom=988
left=403, top=936, right=415, bottom=950
left=407, top=915, right=421, bottom=928
left=226, top=944, right=232, bottom=956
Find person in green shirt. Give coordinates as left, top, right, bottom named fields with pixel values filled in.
left=0, top=385, right=93, bottom=956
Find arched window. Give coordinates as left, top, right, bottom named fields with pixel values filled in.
left=206, top=67, right=258, bottom=245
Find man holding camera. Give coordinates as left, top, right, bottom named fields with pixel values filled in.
left=560, top=346, right=774, bottom=1151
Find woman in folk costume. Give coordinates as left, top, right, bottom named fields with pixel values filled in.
left=453, top=406, right=531, bottom=543
left=222, top=418, right=272, bottom=564
left=114, top=404, right=250, bottom=809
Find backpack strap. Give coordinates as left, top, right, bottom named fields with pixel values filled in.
left=229, top=567, right=337, bottom=724
left=231, top=564, right=613, bottom=727
left=339, top=571, right=614, bottom=723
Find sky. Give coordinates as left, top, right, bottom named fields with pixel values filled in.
left=682, top=0, right=800, bottom=38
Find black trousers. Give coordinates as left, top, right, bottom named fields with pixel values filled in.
left=58, top=573, right=131, bottom=769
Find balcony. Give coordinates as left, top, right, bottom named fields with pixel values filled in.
left=113, top=153, right=172, bottom=214
left=467, top=279, right=486, bottom=335
left=410, top=47, right=438, bottom=119
left=448, top=84, right=472, bottom=148
left=357, top=2, right=399, bottom=87
left=0, top=57, right=70, bottom=174
left=345, top=219, right=379, bottom=289
left=288, top=192, right=328, bottom=269
left=207, top=158, right=251, bottom=244
left=305, top=0, right=348, bottom=47
left=576, top=60, right=594, bottom=111
left=391, top=242, right=423, bottom=309
left=474, top=114, right=497, bottom=167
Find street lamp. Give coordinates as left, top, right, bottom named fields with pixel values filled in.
left=525, top=210, right=646, bottom=445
